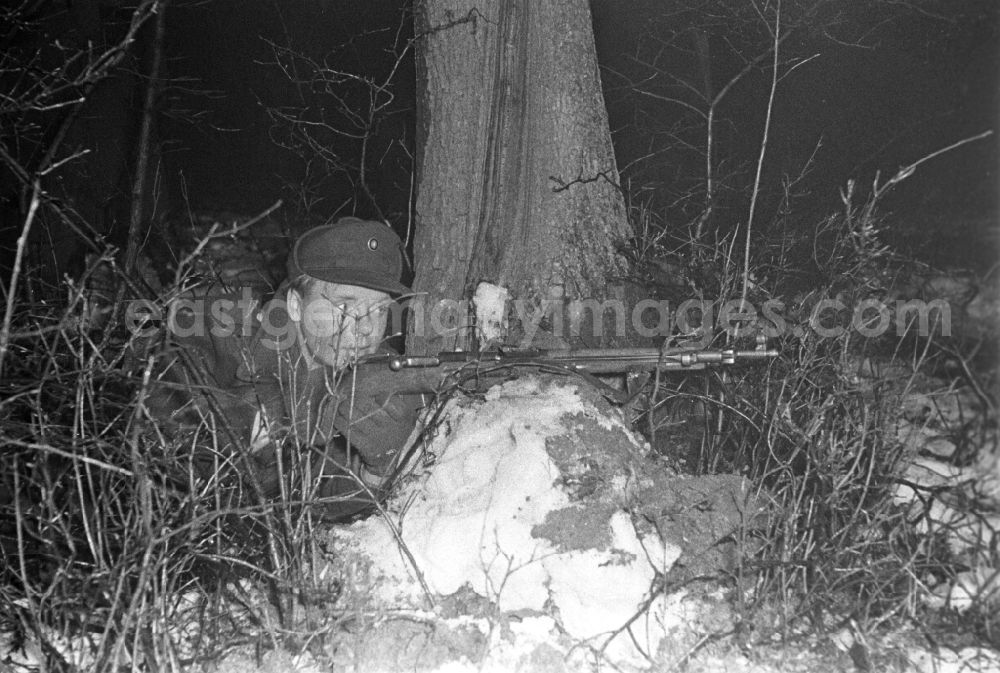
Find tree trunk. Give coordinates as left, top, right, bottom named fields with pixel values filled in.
left=409, top=0, right=631, bottom=354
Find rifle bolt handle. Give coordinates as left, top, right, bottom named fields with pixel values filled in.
left=389, top=356, right=442, bottom=370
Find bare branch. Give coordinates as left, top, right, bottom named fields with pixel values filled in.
left=741, top=0, right=781, bottom=306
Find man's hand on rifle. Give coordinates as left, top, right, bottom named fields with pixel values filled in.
left=333, top=364, right=428, bottom=476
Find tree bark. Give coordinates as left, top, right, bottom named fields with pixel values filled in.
left=409, top=0, right=630, bottom=354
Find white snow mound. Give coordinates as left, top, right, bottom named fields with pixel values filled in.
left=333, top=376, right=682, bottom=668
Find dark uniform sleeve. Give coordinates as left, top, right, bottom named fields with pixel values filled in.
left=331, top=365, right=426, bottom=474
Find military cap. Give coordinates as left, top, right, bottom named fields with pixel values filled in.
left=287, top=218, right=409, bottom=295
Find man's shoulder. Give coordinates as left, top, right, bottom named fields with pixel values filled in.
left=233, top=285, right=300, bottom=381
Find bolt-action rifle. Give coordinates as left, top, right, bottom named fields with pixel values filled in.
left=353, top=342, right=779, bottom=399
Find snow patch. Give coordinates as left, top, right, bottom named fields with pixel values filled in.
left=332, top=376, right=682, bottom=668
left=472, top=282, right=509, bottom=349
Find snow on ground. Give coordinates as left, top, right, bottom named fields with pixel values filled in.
left=5, top=365, right=998, bottom=672
left=329, top=375, right=688, bottom=670
left=889, top=378, right=1000, bottom=613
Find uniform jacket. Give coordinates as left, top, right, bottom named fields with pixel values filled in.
left=146, top=284, right=422, bottom=473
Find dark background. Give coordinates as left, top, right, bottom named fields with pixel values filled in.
left=158, top=0, right=998, bottom=269
left=5, top=0, right=998, bottom=276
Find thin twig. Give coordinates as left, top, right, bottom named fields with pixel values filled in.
left=0, top=179, right=41, bottom=378
left=876, top=130, right=994, bottom=196
left=0, top=437, right=135, bottom=476
left=741, top=0, right=781, bottom=307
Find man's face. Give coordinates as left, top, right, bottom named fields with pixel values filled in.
left=290, top=281, right=392, bottom=368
